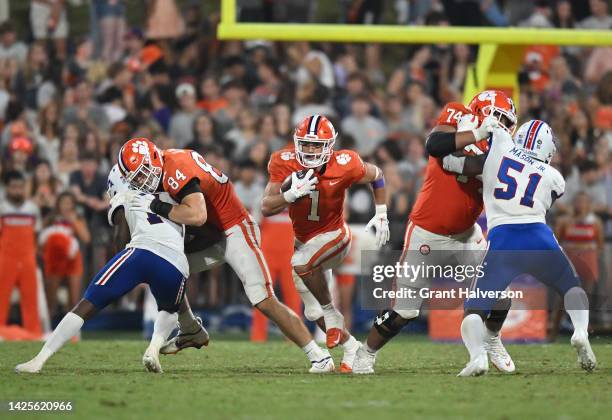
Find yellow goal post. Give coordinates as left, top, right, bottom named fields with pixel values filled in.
left=217, top=0, right=612, bottom=106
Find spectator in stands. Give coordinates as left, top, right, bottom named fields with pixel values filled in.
left=234, top=159, right=265, bottom=214
left=41, top=191, right=90, bottom=318
left=69, top=152, right=108, bottom=277
left=30, top=0, right=69, bottom=59
left=197, top=76, right=228, bottom=114
left=169, top=82, right=200, bottom=147
left=187, top=113, right=219, bottom=155
left=341, top=94, right=387, bottom=157
left=94, top=0, right=126, bottom=62
left=578, top=0, right=612, bottom=29
left=28, top=160, right=61, bottom=218
left=0, top=21, right=27, bottom=65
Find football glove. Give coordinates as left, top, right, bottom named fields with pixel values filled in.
left=129, top=193, right=155, bottom=213
left=472, top=115, right=499, bottom=140
left=457, top=113, right=479, bottom=132
left=365, top=204, right=390, bottom=249
left=283, top=169, right=318, bottom=203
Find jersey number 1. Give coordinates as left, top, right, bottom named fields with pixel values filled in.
left=307, top=190, right=320, bottom=221
left=494, top=157, right=542, bottom=208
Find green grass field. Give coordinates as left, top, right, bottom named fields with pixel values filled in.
left=1, top=335, right=611, bottom=419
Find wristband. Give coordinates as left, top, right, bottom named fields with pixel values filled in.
left=371, top=177, right=385, bottom=189
left=150, top=197, right=173, bottom=219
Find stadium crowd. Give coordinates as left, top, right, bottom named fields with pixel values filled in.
left=0, top=0, right=610, bottom=338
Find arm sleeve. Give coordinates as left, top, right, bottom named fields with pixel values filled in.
left=176, top=178, right=202, bottom=201
left=425, top=131, right=457, bottom=158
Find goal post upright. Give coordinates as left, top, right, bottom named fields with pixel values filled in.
left=218, top=0, right=612, bottom=111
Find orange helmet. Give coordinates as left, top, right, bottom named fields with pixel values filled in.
left=293, top=115, right=337, bottom=168
left=117, top=138, right=163, bottom=193
left=469, top=90, right=517, bottom=134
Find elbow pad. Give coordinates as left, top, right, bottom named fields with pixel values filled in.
left=425, top=131, right=457, bottom=157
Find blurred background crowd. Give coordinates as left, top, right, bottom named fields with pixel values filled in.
left=0, top=0, right=610, bottom=339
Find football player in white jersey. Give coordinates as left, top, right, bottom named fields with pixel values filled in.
left=16, top=165, right=190, bottom=374
left=452, top=119, right=596, bottom=376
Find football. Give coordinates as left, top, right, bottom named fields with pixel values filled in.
left=280, top=170, right=307, bottom=192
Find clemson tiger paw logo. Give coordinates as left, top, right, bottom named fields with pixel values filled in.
left=335, top=153, right=351, bottom=165
left=131, top=140, right=149, bottom=155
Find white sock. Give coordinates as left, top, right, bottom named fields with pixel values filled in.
left=302, top=340, right=326, bottom=362
left=461, top=314, right=486, bottom=361
left=35, top=312, right=84, bottom=365
left=564, top=287, right=589, bottom=333
left=342, top=335, right=358, bottom=351
left=321, top=303, right=344, bottom=330
left=149, top=311, right=178, bottom=352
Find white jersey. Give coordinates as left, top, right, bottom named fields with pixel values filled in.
left=483, top=128, right=565, bottom=231
left=107, top=182, right=189, bottom=278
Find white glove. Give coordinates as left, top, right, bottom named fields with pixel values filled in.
left=472, top=115, right=499, bottom=140
left=283, top=169, right=318, bottom=203
left=129, top=193, right=155, bottom=213
left=365, top=204, right=390, bottom=249
left=457, top=114, right=479, bottom=132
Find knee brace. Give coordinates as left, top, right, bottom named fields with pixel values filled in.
left=373, top=309, right=415, bottom=339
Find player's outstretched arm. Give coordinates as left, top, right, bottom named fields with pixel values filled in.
left=426, top=115, right=498, bottom=158
left=261, top=182, right=289, bottom=217
left=167, top=192, right=207, bottom=226
left=112, top=207, right=131, bottom=254
left=359, top=163, right=390, bottom=248
left=442, top=154, right=486, bottom=177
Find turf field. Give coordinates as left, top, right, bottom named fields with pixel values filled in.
left=1, top=335, right=611, bottom=419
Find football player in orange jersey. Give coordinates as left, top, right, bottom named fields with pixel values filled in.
left=118, top=138, right=335, bottom=373
left=261, top=115, right=390, bottom=372
left=353, top=90, right=518, bottom=374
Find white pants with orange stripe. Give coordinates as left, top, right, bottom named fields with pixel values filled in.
left=291, top=224, right=352, bottom=321
left=186, top=215, right=275, bottom=306
left=393, top=221, right=486, bottom=319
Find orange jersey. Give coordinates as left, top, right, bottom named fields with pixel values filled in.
left=162, top=149, right=248, bottom=231
left=0, top=200, right=40, bottom=257
left=410, top=103, right=488, bottom=235
left=268, top=148, right=366, bottom=243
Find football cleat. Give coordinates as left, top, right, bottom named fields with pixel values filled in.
left=571, top=330, right=596, bottom=372
left=326, top=328, right=342, bottom=349
left=339, top=340, right=361, bottom=373
left=457, top=352, right=489, bottom=377
left=143, top=351, right=163, bottom=374
left=309, top=353, right=335, bottom=373
left=15, top=359, right=43, bottom=374
left=484, top=333, right=515, bottom=373
left=351, top=345, right=376, bottom=375
left=160, top=317, right=209, bottom=355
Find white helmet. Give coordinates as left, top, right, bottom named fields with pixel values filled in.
left=107, top=164, right=130, bottom=199
left=513, top=119, right=556, bottom=164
